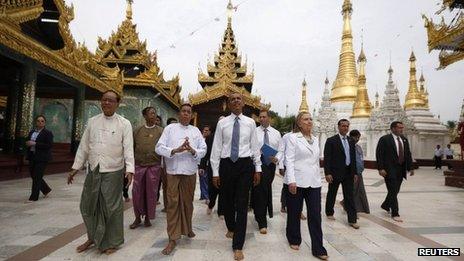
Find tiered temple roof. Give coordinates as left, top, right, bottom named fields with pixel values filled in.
left=95, top=0, right=181, bottom=108
left=0, top=0, right=123, bottom=93
left=189, top=0, right=269, bottom=110
left=422, top=1, right=464, bottom=68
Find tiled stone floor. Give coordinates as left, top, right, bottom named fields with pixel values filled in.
left=0, top=167, right=463, bottom=260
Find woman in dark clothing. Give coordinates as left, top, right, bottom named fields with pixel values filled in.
left=26, top=115, right=53, bottom=202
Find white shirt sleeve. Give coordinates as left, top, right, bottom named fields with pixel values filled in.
left=250, top=123, right=262, bottom=173
left=210, top=121, right=223, bottom=177
left=285, top=135, right=297, bottom=184
left=122, top=121, right=135, bottom=174
left=71, top=121, right=90, bottom=170
left=192, top=128, right=207, bottom=161
left=155, top=127, right=175, bottom=158
left=275, top=132, right=284, bottom=169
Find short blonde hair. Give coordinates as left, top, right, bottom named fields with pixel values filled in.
left=295, top=112, right=312, bottom=133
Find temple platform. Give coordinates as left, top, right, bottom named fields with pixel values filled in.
left=0, top=168, right=463, bottom=260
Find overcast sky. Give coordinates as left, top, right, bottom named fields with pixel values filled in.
left=68, top=0, right=464, bottom=122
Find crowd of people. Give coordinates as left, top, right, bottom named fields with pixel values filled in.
left=23, top=89, right=444, bottom=260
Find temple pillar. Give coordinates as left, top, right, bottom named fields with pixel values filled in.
left=71, top=86, right=85, bottom=153
left=4, top=74, right=20, bottom=153
left=14, top=64, right=37, bottom=155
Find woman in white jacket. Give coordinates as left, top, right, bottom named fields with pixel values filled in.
left=285, top=112, right=328, bottom=260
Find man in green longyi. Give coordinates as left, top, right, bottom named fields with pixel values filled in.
left=67, top=90, right=135, bottom=255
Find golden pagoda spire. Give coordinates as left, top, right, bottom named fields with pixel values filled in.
left=331, top=0, right=358, bottom=103
left=404, top=51, right=426, bottom=110
left=126, top=0, right=133, bottom=20
left=419, top=70, right=429, bottom=109
left=352, top=43, right=372, bottom=118
left=227, top=0, right=234, bottom=23
left=299, top=78, right=310, bottom=113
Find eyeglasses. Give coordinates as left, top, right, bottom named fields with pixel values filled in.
left=101, top=98, right=118, bottom=104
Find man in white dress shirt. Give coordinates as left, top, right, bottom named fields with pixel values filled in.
left=155, top=104, right=207, bottom=255
left=210, top=92, right=262, bottom=261
left=67, top=90, right=135, bottom=255
left=252, top=110, right=282, bottom=234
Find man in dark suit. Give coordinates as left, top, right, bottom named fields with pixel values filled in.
left=200, top=125, right=223, bottom=216
left=376, top=121, right=414, bottom=222
left=26, top=115, right=53, bottom=202
left=324, top=119, right=359, bottom=229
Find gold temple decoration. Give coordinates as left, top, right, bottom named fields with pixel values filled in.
left=95, top=0, right=181, bottom=106
left=298, top=78, right=310, bottom=113
left=422, top=1, right=464, bottom=69
left=418, top=71, right=430, bottom=109
left=331, top=0, right=359, bottom=103
left=404, top=51, right=427, bottom=110
left=351, top=44, right=372, bottom=118
left=189, top=0, right=269, bottom=110
left=0, top=0, right=124, bottom=94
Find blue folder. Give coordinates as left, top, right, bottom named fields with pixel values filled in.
left=261, top=144, right=278, bottom=166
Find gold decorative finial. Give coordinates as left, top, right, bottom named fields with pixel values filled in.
left=126, top=0, right=133, bottom=20
left=404, top=50, right=426, bottom=110
left=227, top=0, right=234, bottom=22
left=331, top=0, right=358, bottom=103
left=352, top=43, right=372, bottom=118
left=418, top=69, right=429, bottom=109
left=299, top=78, right=310, bottom=113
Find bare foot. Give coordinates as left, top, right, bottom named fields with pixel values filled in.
left=281, top=208, right=287, bottom=213
left=392, top=216, right=403, bottom=222
left=326, top=215, right=335, bottom=220
left=162, top=240, right=176, bottom=255
left=144, top=218, right=152, bottom=227
left=76, top=240, right=93, bottom=253
left=104, top=248, right=117, bottom=255
left=290, top=245, right=299, bottom=250
left=259, top=228, right=267, bottom=234
left=316, top=254, right=329, bottom=260
left=219, top=215, right=224, bottom=220
left=225, top=231, right=234, bottom=239
left=25, top=200, right=34, bottom=204
left=188, top=231, right=196, bottom=238
left=124, top=197, right=130, bottom=203
left=207, top=208, right=212, bottom=215
left=205, top=200, right=210, bottom=205
left=129, top=218, right=141, bottom=229
left=349, top=222, right=360, bottom=229
left=234, top=250, right=244, bottom=260
left=300, top=213, right=307, bottom=220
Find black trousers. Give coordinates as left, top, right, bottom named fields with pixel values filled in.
left=29, top=160, right=51, bottom=201
left=434, top=156, right=442, bottom=169
left=252, top=161, right=276, bottom=229
left=281, top=184, right=287, bottom=209
left=382, top=176, right=403, bottom=217
left=446, top=155, right=454, bottom=169
left=325, top=168, right=357, bottom=223
left=219, top=157, right=253, bottom=250
left=286, top=185, right=327, bottom=257
left=208, top=168, right=223, bottom=216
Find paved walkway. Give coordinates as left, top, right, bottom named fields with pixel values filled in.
left=0, top=167, right=463, bottom=260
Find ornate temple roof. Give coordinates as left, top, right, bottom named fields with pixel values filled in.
left=422, top=2, right=464, bottom=68
left=189, top=0, right=269, bottom=110
left=331, top=0, right=359, bottom=103
left=94, top=0, right=181, bottom=108
left=351, top=44, right=372, bottom=118
left=404, top=51, right=427, bottom=110
left=298, top=79, right=310, bottom=113
left=0, top=0, right=123, bottom=94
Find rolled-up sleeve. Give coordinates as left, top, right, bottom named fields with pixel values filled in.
left=250, top=124, right=262, bottom=173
